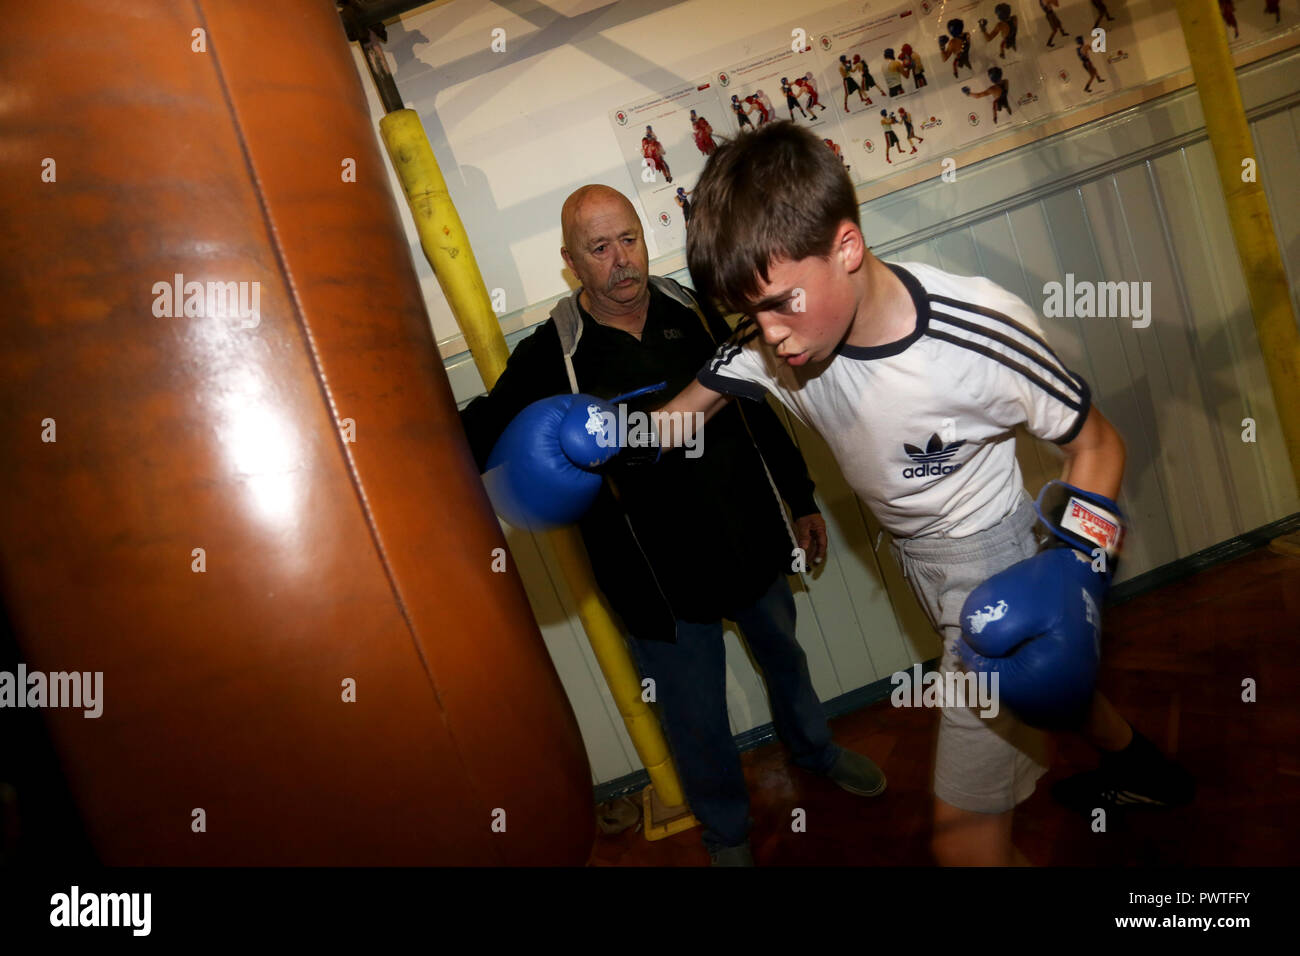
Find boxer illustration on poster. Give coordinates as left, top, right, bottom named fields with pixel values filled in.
left=962, top=66, right=1012, bottom=123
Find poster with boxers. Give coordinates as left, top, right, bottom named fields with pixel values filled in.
left=1225, top=0, right=1296, bottom=42
left=709, top=43, right=838, bottom=136
left=816, top=4, right=961, bottom=177
left=1032, top=0, right=1118, bottom=109
left=605, top=0, right=1297, bottom=258
left=924, top=0, right=1052, bottom=141
left=1038, top=0, right=1185, bottom=113
left=706, top=42, right=851, bottom=182
left=608, top=75, right=724, bottom=253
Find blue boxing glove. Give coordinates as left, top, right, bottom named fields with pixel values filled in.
left=957, top=547, right=1105, bottom=729
left=483, top=383, right=665, bottom=530
left=957, top=482, right=1126, bottom=729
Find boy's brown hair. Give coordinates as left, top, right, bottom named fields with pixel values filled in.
left=685, top=121, right=861, bottom=316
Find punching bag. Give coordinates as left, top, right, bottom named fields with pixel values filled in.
left=0, top=0, right=594, bottom=864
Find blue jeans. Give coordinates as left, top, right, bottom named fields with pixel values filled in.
left=627, top=574, right=840, bottom=851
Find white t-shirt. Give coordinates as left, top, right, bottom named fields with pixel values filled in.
left=697, top=261, right=1091, bottom=539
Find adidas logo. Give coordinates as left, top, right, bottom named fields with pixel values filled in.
left=901, top=433, right=966, bottom=479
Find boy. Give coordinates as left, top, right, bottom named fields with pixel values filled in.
left=980, top=4, right=1020, bottom=59
left=1041, top=0, right=1070, bottom=47
left=963, top=66, right=1013, bottom=123
left=641, top=125, right=672, bottom=183
left=839, top=54, right=864, bottom=110
left=795, top=73, right=827, bottom=113
left=898, top=43, right=927, bottom=89
left=643, top=122, right=1191, bottom=864
left=880, top=109, right=902, bottom=164
left=882, top=48, right=906, bottom=96
left=689, top=109, right=716, bottom=156
left=781, top=77, right=811, bottom=121
left=1075, top=36, right=1106, bottom=93
left=938, top=20, right=973, bottom=77
left=897, top=106, right=923, bottom=152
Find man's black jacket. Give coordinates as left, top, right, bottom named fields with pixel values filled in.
left=460, top=278, right=819, bottom=642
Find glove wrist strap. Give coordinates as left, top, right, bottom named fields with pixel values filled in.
left=1034, top=481, right=1125, bottom=565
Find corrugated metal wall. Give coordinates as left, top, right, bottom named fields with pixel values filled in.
left=447, top=50, right=1300, bottom=786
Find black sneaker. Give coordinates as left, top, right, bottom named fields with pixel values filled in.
left=1052, top=732, right=1195, bottom=813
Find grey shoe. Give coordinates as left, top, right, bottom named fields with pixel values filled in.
left=826, top=749, right=887, bottom=797
left=708, top=842, right=756, bottom=867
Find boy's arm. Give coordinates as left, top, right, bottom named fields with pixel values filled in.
left=1057, top=405, right=1125, bottom=500
left=652, top=380, right=732, bottom=450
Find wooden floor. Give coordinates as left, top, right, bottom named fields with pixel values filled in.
left=589, top=538, right=1300, bottom=866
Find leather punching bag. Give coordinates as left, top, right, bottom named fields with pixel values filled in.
left=0, top=0, right=594, bottom=864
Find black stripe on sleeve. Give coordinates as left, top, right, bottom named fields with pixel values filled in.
left=926, top=328, right=1089, bottom=413
left=697, top=368, right=768, bottom=401
left=930, top=293, right=1076, bottom=376
left=927, top=293, right=1094, bottom=441
left=929, top=311, right=1083, bottom=402
left=1053, top=380, right=1092, bottom=445
left=697, top=339, right=768, bottom=401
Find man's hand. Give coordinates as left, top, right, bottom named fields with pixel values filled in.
left=794, top=513, right=828, bottom=566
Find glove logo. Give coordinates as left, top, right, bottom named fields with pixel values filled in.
left=583, top=403, right=612, bottom=444
left=966, top=599, right=1008, bottom=634
left=902, top=432, right=966, bottom=479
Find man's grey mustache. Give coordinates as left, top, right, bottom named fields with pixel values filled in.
left=608, top=267, right=642, bottom=289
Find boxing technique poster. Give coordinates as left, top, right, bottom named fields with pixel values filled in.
left=609, top=0, right=1296, bottom=256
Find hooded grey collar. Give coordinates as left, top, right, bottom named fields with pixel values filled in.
left=548, top=275, right=703, bottom=393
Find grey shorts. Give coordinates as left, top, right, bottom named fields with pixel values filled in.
left=890, top=493, right=1051, bottom=814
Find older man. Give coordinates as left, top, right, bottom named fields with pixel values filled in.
left=460, top=185, right=885, bottom=866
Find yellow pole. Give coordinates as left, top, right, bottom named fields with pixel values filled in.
left=1175, top=0, right=1300, bottom=493
left=377, top=108, right=688, bottom=809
